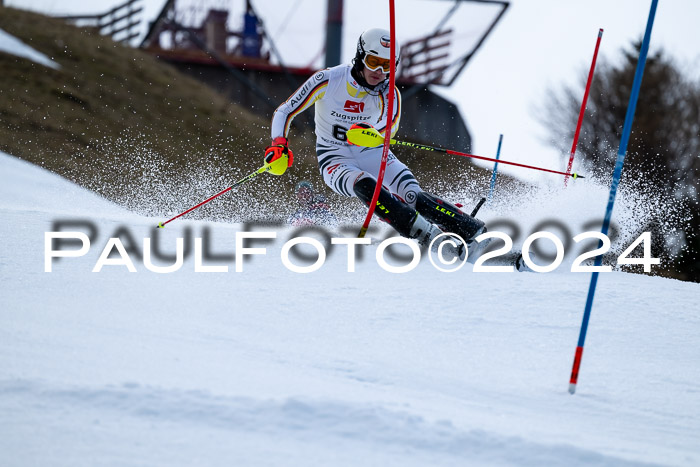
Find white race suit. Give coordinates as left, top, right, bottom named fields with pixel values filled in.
left=270, top=64, right=422, bottom=207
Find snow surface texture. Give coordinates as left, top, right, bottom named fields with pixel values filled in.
left=1, top=150, right=699, bottom=467
left=0, top=27, right=61, bottom=70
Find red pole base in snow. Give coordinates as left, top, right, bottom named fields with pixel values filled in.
left=569, top=346, right=584, bottom=394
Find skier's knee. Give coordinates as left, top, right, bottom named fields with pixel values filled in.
left=353, top=176, right=377, bottom=204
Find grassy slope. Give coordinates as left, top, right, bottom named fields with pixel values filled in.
left=0, top=6, right=517, bottom=223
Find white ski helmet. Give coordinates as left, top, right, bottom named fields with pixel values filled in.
left=355, top=28, right=400, bottom=73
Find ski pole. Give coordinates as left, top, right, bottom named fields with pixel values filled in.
left=347, top=127, right=585, bottom=179
left=156, top=164, right=270, bottom=228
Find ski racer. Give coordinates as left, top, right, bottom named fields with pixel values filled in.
left=264, top=28, right=487, bottom=258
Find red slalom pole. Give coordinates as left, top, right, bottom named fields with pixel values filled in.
left=565, top=29, right=604, bottom=187
left=442, top=147, right=581, bottom=178
left=347, top=128, right=587, bottom=179
left=359, top=0, right=396, bottom=238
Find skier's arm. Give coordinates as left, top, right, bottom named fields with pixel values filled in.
left=270, top=69, right=329, bottom=141
left=265, top=70, right=329, bottom=174
left=376, top=85, right=401, bottom=137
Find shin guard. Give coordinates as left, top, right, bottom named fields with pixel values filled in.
left=415, top=192, right=485, bottom=241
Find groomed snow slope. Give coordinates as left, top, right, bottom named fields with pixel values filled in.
left=1, top=151, right=699, bottom=467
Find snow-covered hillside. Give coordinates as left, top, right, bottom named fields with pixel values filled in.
left=1, top=151, right=698, bottom=467
left=0, top=26, right=60, bottom=69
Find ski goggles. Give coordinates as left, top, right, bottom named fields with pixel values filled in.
left=363, top=54, right=392, bottom=73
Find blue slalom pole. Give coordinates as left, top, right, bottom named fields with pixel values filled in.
left=568, top=0, right=659, bottom=395
left=488, top=134, right=503, bottom=202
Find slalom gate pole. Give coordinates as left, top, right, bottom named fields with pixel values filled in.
left=568, top=0, right=658, bottom=395
left=488, top=134, right=503, bottom=202
left=156, top=165, right=269, bottom=228
left=347, top=127, right=586, bottom=179
left=405, top=140, right=583, bottom=178
left=358, top=0, right=396, bottom=238
left=565, top=28, right=604, bottom=187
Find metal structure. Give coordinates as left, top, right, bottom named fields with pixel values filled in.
left=140, top=0, right=315, bottom=120
left=49, top=0, right=509, bottom=148
left=325, top=0, right=344, bottom=67
left=58, top=0, right=143, bottom=45
left=141, top=0, right=281, bottom=69
left=398, top=0, right=509, bottom=86
left=140, top=0, right=509, bottom=85
left=137, top=0, right=510, bottom=149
